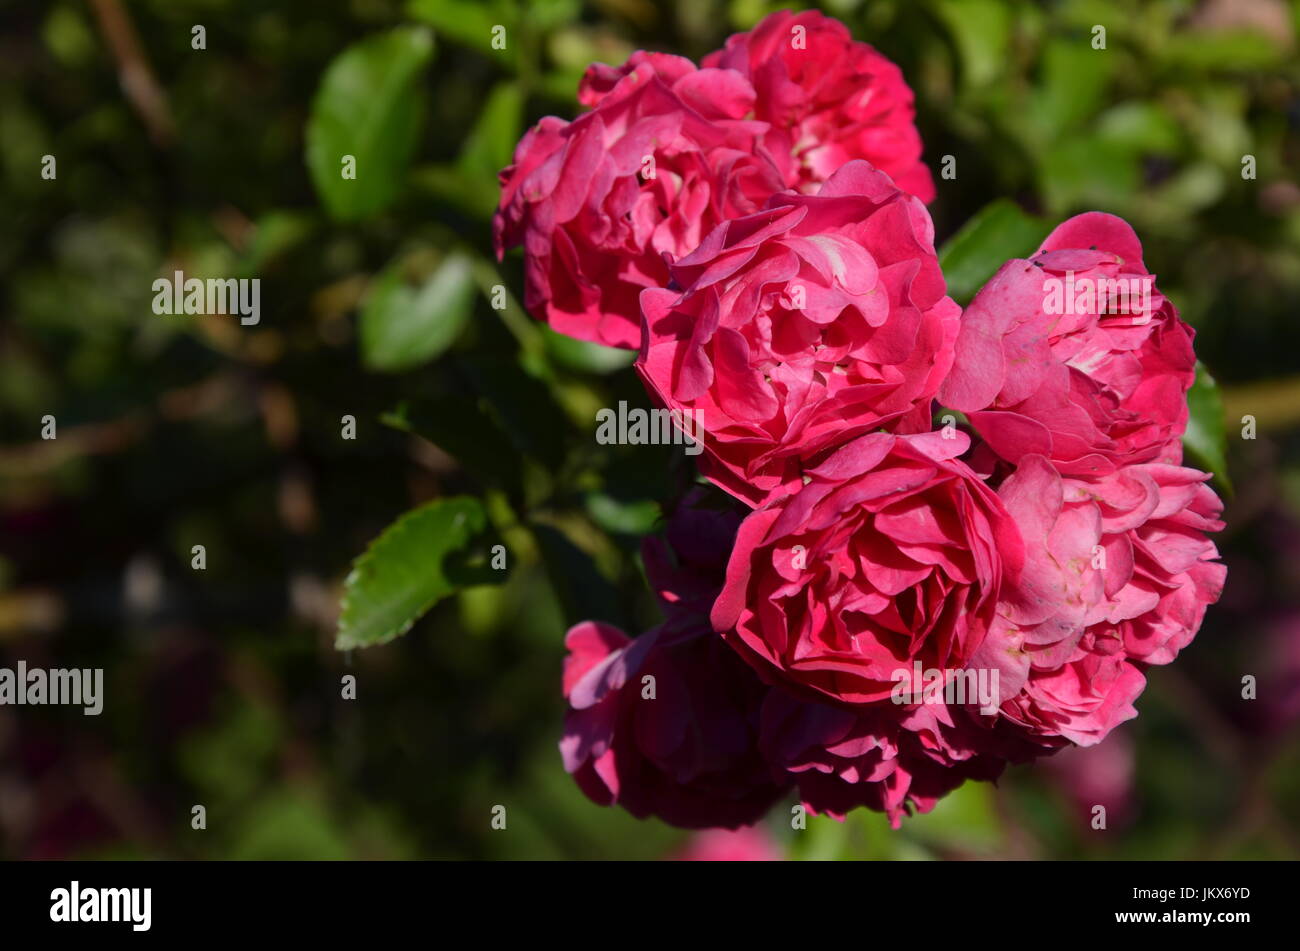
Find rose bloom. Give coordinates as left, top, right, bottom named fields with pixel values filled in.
left=638, top=160, right=959, bottom=507
left=710, top=429, right=1023, bottom=705
left=758, top=689, right=1021, bottom=827
left=560, top=494, right=787, bottom=829
left=560, top=620, right=785, bottom=829
left=704, top=9, right=935, bottom=202
left=494, top=51, right=783, bottom=349
left=940, top=213, right=1197, bottom=477
left=982, top=451, right=1226, bottom=747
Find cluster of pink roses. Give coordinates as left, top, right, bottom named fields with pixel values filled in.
left=496, top=10, right=1226, bottom=828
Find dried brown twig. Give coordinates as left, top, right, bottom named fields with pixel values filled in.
left=87, top=0, right=175, bottom=147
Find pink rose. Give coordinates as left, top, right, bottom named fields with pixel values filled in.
left=637, top=160, right=959, bottom=507
left=704, top=10, right=935, bottom=202
left=940, top=213, right=1197, bottom=476
left=758, top=690, right=1012, bottom=827
left=710, top=429, right=1023, bottom=706
left=494, top=51, right=783, bottom=348
left=560, top=620, right=785, bottom=830
left=1069, top=458, right=1226, bottom=667
left=559, top=493, right=787, bottom=829
left=982, top=453, right=1226, bottom=746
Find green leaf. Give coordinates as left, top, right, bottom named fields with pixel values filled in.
left=1024, top=39, right=1113, bottom=143
left=360, top=252, right=476, bottom=372
left=407, top=82, right=522, bottom=220
left=1158, top=31, right=1283, bottom=72
left=584, top=492, right=659, bottom=536
left=407, top=0, right=513, bottom=63
left=1183, top=361, right=1232, bottom=494
left=237, top=211, right=315, bottom=278
left=458, top=82, right=522, bottom=182
left=410, top=163, right=493, bottom=219
left=932, top=0, right=1012, bottom=90
left=786, top=813, right=854, bottom=861
left=306, top=27, right=434, bottom=222
left=1094, top=101, right=1182, bottom=155
left=542, top=325, right=637, bottom=375
left=1038, top=138, right=1140, bottom=215
left=938, top=200, right=1052, bottom=304
left=336, top=497, right=494, bottom=649
left=1149, top=162, right=1226, bottom=217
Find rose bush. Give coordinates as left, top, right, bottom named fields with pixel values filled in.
left=496, top=11, right=1229, bottom=832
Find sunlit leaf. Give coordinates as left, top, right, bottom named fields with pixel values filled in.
left=360, top=252, right=476, bottom=372
left=336, top=497, right=496, bottom=649
left=306, top=27, right=434, bottom=221
left=458, top=82, right=523, bottom=181
left=407, top=0, right=512, bottom=63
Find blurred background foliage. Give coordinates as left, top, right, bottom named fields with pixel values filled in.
left=0, top=0, right=1298, bottom=859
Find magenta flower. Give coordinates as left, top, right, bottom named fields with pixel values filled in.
left=509, top=14, right=1229, bottom=832
left=704, top=9, right=936, bottom=202
left=940, top=213, right=1197, bottom=476
left=638, top=161, right=958, bottom=506
left=495, top=52, right=782, bottom=348
left=710, top=429, right=1021, bottom=706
